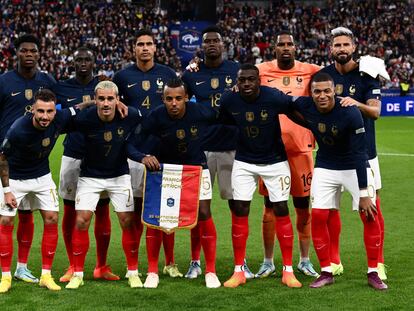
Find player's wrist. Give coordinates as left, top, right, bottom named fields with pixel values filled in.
left=3, top=186, right=11, bottom=194
left=359, top=189, right=369, bottom=198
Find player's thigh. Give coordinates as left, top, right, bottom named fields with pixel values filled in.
left=311, top=168, right=342, bottom=210
left=59, top=155, right=81, bottom=201
left=215, top=150, right=235, bottom=200
left=205, top=151, right=218, bottom=183
left=231, top=160, right=258, bottom=201
left=106, top=174, right=134, bottom=213
left=342, top=168, right=376, bottom=211
left=288, top=152, right=313, bottom=197
left=199, top=169, right=212, bottom=200
left=368, top=157, right=382, bottom=190
left=75, top=177, right=103, bottom=212
left=260, top=160, right=291, bottom=203
left=128, top=159, right=145, bottom=198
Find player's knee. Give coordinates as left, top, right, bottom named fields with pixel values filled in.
left=134, top=198, right=143, bottom=212
left=272, top=201, right=289, bottom=217
left=0, top=216, right=14, bottom=226
left=75, top=213, right=92, bottom=230
left=233, top=200, right=250, bottom=217
left=118, top=212, right=133, bottom=229
left=262, top=206, right=274, bottom=223
left=292, top=196, right=309, bottom=209
left=198, top=202, right=211, bottom=221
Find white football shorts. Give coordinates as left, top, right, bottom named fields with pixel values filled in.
left=368, top=156, right=382, bottom=190
left=128, top=159, right=145, bottom=198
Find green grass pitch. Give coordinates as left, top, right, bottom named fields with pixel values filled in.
left=0, top=117, right=413, bottom=310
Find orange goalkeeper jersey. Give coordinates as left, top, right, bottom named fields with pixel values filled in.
left=256, top=60, right=321, bottom=154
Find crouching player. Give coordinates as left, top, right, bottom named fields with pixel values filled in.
left=291, top=72, right=387, bottom=290
left=128, top=78, right=221, bottom=288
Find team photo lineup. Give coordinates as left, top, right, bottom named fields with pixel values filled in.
left=1, top=0, right=412, bottom=298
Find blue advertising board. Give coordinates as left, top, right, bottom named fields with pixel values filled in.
left=381, top=95, right=414, bottom=116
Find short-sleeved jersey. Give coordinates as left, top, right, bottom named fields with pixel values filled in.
left=128, top=103, right=216, bottom=168
left=293, top=97, right=368, bottom=188
left=1, top=108, right=76, bottom=180
left=257, top=60, right=320, bottom=154
left=320, top=64, right=381, bottom=159
left=74, top=106, right=142, bottom=178
left=182, top=60, right=240, bottom=151
left=0, top=70, right=57, bottom=142
left=113, top=63, right=176, bottom=117
left=219, top=86, right=294, bottom=164
left=52, top=77, right=99, bottom=159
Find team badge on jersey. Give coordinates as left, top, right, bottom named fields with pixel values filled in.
left=104, top=131, right=112, bottom=142
left=260, top=110, right=268, bottom=121
left=331, top=125, right=338, bottom=136
left=83, top=95, right=91, bottom=102
left=42, top=137, right=50, bottom=147
left=349, top=84, right=356, bottom=96
left=25, top=89, right=33, bottom=100
left=318, top=123, right=326, bottom=133
left=190, top=126, right=198, bottom=137
left=246, top=112, right=255, bottom=122
left=225, top=76, right=233, bottom=87
left=211, top=78, right=219, bottom=89
left=117, top=127, right=125, bottom=137
left=335, top=84, right=343, bottom=95
left=283, top=77, right=290, bottom=86
left=156, top=78, right=164, bottom=93
left=142, top=80, right=151, bottom=91
left=176, top=129, right=185, bottom=140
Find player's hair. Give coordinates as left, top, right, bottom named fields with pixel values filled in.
left=135, top=28, right=154, bottom=41
left=310, top=72, right=334, bottom=86
left=330, top=26, right=355, bottom=43
left=74, top=47, right=94, bottom=59
left=34, top=89, right=56, bottom=104
left=164, top=78, right=188, bottom=93
left=14, top=34, right=40, bottom=50
left=239, top=63, right=259, bottom=75
left=276, top=31, right=295, bottom=44
left=95, top=81, right=119, bottom=95
left=202, top=25, right=222, bottom=38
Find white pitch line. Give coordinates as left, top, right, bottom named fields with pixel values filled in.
left=378, top=152, right=414, bottom=157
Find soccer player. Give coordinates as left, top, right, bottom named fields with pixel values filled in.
left=182, top=26, right=254, bottom=279
left=52, top=47, right=116, bottom=282
left=65, top=81, right=142, bottom=289
left=218, top=64, right=301, bottom=288
left=128, top=78, right=221, bottom=289
left=255, top=31, right=320, bottom=278
left=0, top=89, right=78, bottom=293
left=290, top=72, right=387, bottom=290
left=320, top=27, right=386, bottom=279
left=113, top=29, right=181, bottom=278
left=0, top=34, right=56, bottom=283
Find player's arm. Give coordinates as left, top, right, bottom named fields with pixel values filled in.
left=339, top=97, right=381, bottom=120
left=0, top=151, right=17, bottom=209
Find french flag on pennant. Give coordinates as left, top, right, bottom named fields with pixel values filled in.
left=142, top=163, right=202, bottom=232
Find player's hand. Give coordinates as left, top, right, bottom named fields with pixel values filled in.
left=231, top=85, right=239, bottom=92
left=185, top=56, right=201, bottom=72
left=339, top=96, right=361, bottom=108
left=358, top=196, right=377, bottom=221
left=142, top=155, right=160, bottom=171
left=4, top=192, right=17, bottom=209
left=116, top=100, right=128, bottom=118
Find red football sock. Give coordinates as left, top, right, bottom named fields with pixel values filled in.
left=17, top=212, right=34, bottom=264
left=360, top=213, right=381, bottom=268
left=62, top=202, right=76, bottom=266
left=134, top=212, right=144, bottom=257
left=190, top=223, right=201, bottom=261
left=0, top=224, right=14, bottom=272
left=231, top=213, right=249, bottom=266
left=199, top=218, right=217, bottom=273
left=162, top=232, right=175, bottom=265
left=94, top=202, right=111, bottom=268
left=41, top=223, right=58, bottom=270
left=72, top=228, right=89, bottom=273
left=311, top=209, right=331, bottom=268
left=295, top=207, right=311, bottom=243
left=262, top=206, right=275, bottom=259
left=274, top=215, right=294, bottom=266
left=122, top=226, right=138, bottom=271
left=376, top=196, right=385, bottom=263
left=146, top=227, right=162, bottom=273
left=328, top=209, right=341, bottom=264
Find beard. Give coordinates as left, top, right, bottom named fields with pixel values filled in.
left=333, top=53, right=353, bottom=65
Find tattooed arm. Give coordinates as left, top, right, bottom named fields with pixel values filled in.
left=0, top=153, right=17, bottom=209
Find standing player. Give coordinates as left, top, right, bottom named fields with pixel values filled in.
left=0, top=34, right=56, bottom=284
left=0, top=89, right=78, bottom=292
left=255, top=31, right=320, bottom=278
left=128, top=78, right=221, bottom=289
left=290, top=72, right=387, bottom=290
left=219, top=64, right=301, bottom=288
left=113, top=29, right=180, bottom=278
left=182, top=26, right=254, bottom=279
left=52, top=47, right=116, bottom=282
left=320, top=27, right=386, bottom=279
left=65, top=81, right=141, bottom=289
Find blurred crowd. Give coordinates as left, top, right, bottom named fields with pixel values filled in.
left=0, top=0, right=413, bottom=88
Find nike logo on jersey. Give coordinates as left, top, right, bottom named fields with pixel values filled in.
left=11, top=91, right=21, bottom=97
left=196, top=81, right=206, bottom=85
left=267, top=79, right=276, bottom=83
left=67, top=98, right=77, bottom=102
left=128, top=83, right=137, bottom=88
